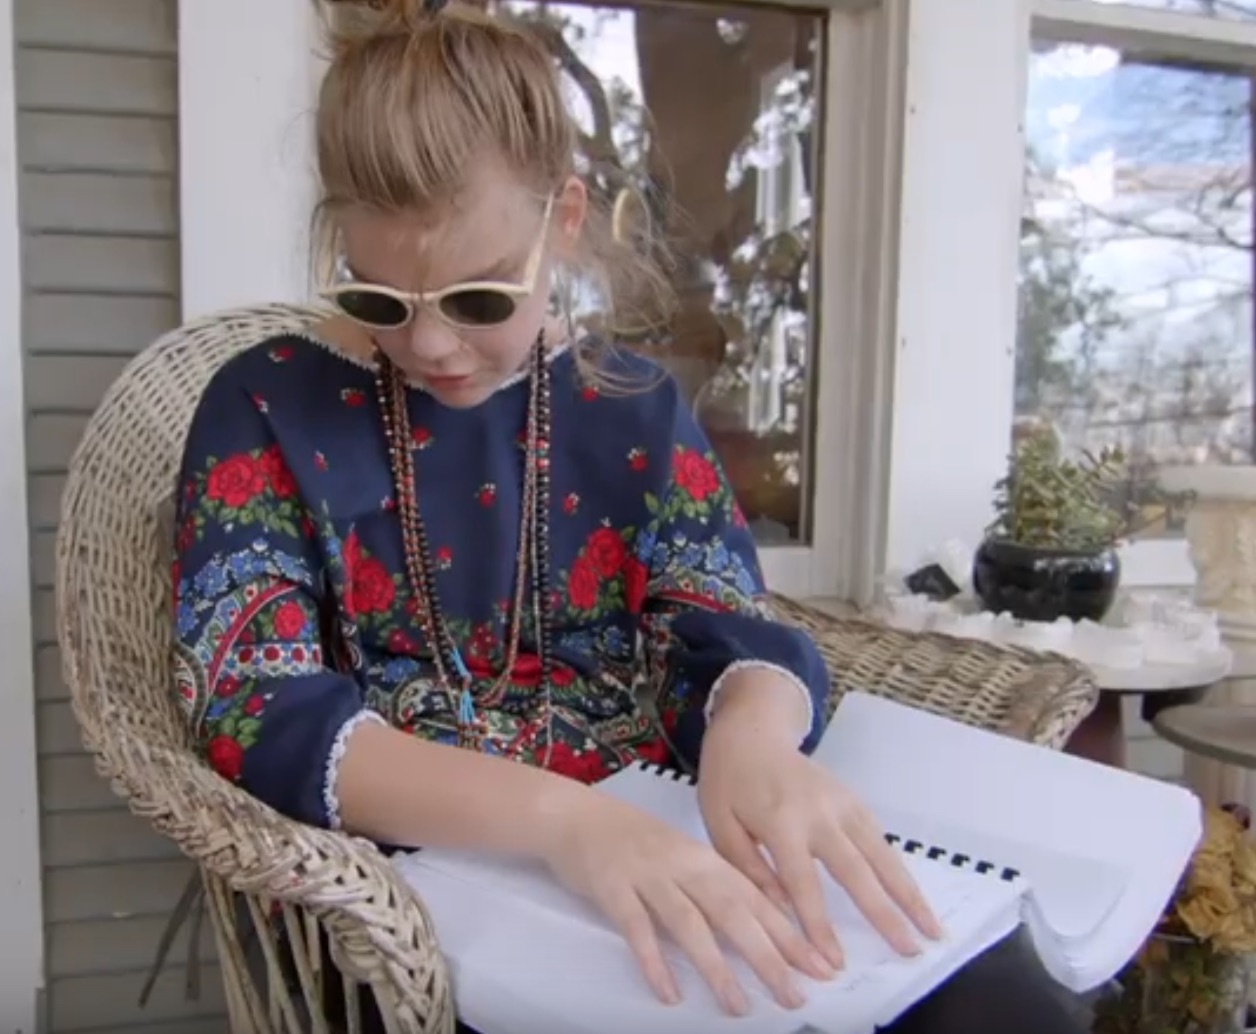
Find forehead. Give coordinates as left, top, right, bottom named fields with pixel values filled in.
left=338, top=172, right=541, bottom=290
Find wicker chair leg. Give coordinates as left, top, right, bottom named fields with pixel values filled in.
left=205, top=875, right=282, bottom=1033
left=199, top=870, right=449, bottom=1033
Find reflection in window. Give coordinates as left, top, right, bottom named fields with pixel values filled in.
left=1083, top=0, right=1256, bottom=17
left=1015, top=43, right=1255, bottom=539
left=494, top=0, right=823, bottom=544
left=1080, top=0, right=1256, bottom=16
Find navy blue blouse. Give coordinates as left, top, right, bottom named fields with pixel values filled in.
left=170, top=334, right=829, bottom=831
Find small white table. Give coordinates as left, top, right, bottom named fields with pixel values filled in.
left=875, top=589, right=1233, bottom=767
left=1087, top=651, right=1233, bottom=695
left=1077, top=650, right=1232, bottom=769
left=1154, top=703, right=1256, bottom=771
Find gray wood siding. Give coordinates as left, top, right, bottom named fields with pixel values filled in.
left=15, top=2, right=224, bottom=1030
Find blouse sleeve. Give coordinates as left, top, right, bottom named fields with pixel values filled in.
left=170, top=371, right=381, bottom=830
left=637, top=403, right=830, bottom=770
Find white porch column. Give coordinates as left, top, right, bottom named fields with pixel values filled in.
left=0, top=0, right=47, bottom=1026
left=1160, top=466, right=1256, bottom=811
left=178, top=0, right=326, bottom=319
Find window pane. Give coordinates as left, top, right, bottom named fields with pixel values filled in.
left=497, top=0, right=823, bottom=545
left=1082, top=0, right=1256, bottom=18
left=1016, top=44, right=1254, bottom=541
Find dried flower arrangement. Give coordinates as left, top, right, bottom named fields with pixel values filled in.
left=1095, top=805, right=1256, bottom=1034
left=1168, top=805, right=1256, bottom=953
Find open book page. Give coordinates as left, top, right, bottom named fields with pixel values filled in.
left=587, top=758, right=1108, bottom=929
left=396, top=764, right=1023, bottom=1034
left=814, top=694, right=1201, bottom=989
left=868, top=803, right=1127, bottom=941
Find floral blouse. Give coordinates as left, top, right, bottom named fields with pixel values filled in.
left=171, top=333, right=829, bottom=832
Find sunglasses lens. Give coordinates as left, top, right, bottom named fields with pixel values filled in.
left=440, top=290, right=517, bottom=327
left=334, top=289, right=411, bottom=328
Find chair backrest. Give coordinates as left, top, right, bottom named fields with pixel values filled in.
left=57, top=303, right=326, bottom=774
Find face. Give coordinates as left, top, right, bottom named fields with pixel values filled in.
left=334, top=166, right=586, bottom=409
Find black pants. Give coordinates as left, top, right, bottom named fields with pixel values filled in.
left=323, top=929, right=1087, bottom=1033
left=881, top=930, right=1086, bottom=1033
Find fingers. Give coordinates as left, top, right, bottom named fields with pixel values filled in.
left=641, top=880, right=751, bottom=1016
left=707, top=815, right=792, bottom=914
left=750, top=881, right=839, bottom=983
left=813, top=823, right=920, bottom=957
left=850, top=810, right=944, bottom=941
left=708, top=814, right=836, bottom=984
left=768, top=832, right=845, bottom=970
left=661, top=873, right=820, bottom=1014
left=599, top=887, right=680, bottom=1006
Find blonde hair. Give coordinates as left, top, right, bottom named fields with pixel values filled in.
left=311, top=0, right=675, bottom=375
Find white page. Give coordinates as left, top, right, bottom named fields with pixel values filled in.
left=867, top=803, right=1124, bottom=942
left=400, top=858, right=796, bottom=1034
left=814, top=693, right=1201, bottom=988
left=397, top=763, right=1021, bottom=1034
left=400, top=842, right=1018, bottom=1034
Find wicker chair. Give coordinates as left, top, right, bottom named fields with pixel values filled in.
left=56, top=302, right=1098, bottom=1034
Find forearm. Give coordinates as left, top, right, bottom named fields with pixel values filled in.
left=335, top=720, right=593, bottom=857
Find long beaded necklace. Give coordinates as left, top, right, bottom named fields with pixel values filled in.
left=373, top=332, right=555, bottom=762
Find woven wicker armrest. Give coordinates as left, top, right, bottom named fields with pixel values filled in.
left=53, top=300, right=460, bottom=1030
left=769, top=594, right=1098, bottom=749
left=89, top=720, right=455, bottom=1032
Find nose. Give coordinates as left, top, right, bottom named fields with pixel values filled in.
left=402, top=308, right=463, bottom=367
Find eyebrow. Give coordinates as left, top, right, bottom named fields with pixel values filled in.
left=455, top=246, right=530, bottom=285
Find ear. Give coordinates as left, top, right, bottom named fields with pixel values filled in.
left=552, top=174, right=588, bottom=256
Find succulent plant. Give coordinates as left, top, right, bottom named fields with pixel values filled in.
left=987, top=427, right=1133, bottom=552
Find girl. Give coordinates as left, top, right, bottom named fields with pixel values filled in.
left=170, top=1, right=1086, bottom=1030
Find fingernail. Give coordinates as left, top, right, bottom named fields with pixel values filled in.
left=825, top=943, right=845, bottom=970
left=782, top=980, right=806, bottom=1009
left=898, top=936, right=922, bottom=958
left=809, top=948, right=835, bottom=979
left=661, top=975, right=681, bottom=1005
left=722, top=982, right=750, bottom=1016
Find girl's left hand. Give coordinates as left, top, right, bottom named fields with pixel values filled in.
left=697, top=677, right=944, bottom=970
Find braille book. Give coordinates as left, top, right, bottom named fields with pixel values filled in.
left=395, top=692, right=1202, bottom=1034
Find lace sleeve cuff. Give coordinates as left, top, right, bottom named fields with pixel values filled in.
left=323, top=709, right=388, bottom=831
left=702, top=660, right=816, bottom=745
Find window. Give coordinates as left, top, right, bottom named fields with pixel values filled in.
left=495, top=1, right=823, bottom=549
left=1013, top=0, right=1256, bottom=585
left=179, top=0, right=908, bottom=600
left=1083, top=0, right=1256, bottom=18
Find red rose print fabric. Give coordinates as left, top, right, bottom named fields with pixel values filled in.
left=171, top=335, right=826, bottom=829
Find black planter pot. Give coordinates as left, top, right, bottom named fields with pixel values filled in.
left=972, top=538, right=1121, bottom=624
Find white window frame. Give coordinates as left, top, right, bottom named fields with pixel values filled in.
left=875, top=0, right=1040, bottom=593
left=178, top=0, right=915, bottom=604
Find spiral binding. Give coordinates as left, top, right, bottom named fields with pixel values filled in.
left=633, top=762, right=1022, bottom=884
left=884, top=833, right=1021, bottom=883
left=640, top=762, right=693, bottom=784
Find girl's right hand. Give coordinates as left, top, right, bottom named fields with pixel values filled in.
left=541, top=791, right=835, bottom=1016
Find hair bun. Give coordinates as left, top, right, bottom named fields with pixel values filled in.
left=354, top=0, right=444, bottom=24
left=317, top=0, right=449, bottom=59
